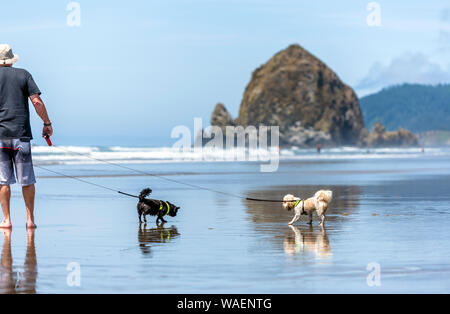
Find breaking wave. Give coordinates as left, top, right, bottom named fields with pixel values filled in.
left=30, top=145, right=450, bottom=165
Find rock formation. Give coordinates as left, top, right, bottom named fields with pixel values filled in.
left=361, top=123, right=418, bottom=147
left=235, top=44, right=364, bottom=146
left=210, top=103, right=233, bottom=133
left=210, top=44, right=417, bottom=147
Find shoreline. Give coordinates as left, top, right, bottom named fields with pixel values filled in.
left=34, top=166, right=450, bottom=179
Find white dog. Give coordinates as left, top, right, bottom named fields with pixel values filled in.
left=282, top=190, right=333, bottom=226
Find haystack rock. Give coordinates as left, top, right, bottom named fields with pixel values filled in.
left=211, top=44, right=365, bottom=147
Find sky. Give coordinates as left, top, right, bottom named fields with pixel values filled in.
left=1, top=0, right=449, bottom=146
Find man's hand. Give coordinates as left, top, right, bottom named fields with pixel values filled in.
left=43, top=124, right=53, bottom=137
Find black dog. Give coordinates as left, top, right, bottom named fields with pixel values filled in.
left=137, top=188, right=180, bottom=224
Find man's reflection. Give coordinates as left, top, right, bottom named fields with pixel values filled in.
left=284, top=225, right=332, bottom=259
left=138, top=223, right=180, bottom=256
left=0, top=229, right=37, bottom=294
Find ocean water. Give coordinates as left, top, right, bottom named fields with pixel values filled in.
left=31, top=145, right=450, bottom=165
left=0, top=145, right=449, bottom=293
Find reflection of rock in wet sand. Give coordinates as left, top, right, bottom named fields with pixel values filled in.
left=0, top=229, right=37, bottom=294
left=138, top=223, right=180, bottom=256
left=284, top=225, right=332, bottom=259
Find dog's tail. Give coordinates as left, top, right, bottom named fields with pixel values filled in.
left=139, top=188, right=152, bottom=200
left=314, top=190, right=333, bottom=204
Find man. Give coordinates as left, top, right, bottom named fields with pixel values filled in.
left=0, top=44, right=53, bottom=229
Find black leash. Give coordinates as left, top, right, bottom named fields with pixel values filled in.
left=51, top=145, right=244, bottom=200
left=35, top=144, right=290, bottom=203
left=245, top=197, right=293, bottom=203
left=117, top=191, right=140, bottom=199
left=34, top=165, right=140, bottom=198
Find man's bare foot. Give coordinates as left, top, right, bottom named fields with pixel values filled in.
left=26, top=221, right=37, bottom=229
left=0, top=218, right=12, bottom=228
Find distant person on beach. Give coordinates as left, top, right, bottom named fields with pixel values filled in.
left=316, top=143, right=321, bottom=154
left=0, top=44, right=53, bottom=229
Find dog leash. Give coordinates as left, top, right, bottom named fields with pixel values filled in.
left=36, top=164, right=294, bottom=203
left=245, top=197, right=299, bottom=203
left=35, top=136, right=293, bottom=203
left=34, top=165, right=141, bottom=198
left=118, top=191, right=140, bottom=198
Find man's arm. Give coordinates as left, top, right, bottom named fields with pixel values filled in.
left=30, top=94, right=53, bottom=137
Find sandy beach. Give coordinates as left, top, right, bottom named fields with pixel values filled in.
left=0, top=148, right=449, bottom=293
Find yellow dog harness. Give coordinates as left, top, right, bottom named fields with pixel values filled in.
left=159, top=201, right=171, bottom=216
left=294, top=199, right=307, bottom=215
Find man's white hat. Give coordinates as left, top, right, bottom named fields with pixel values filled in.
left=0, top=44, right=19, bottom=65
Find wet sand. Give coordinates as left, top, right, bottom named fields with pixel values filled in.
left=1, top=156, right=450, bottom=293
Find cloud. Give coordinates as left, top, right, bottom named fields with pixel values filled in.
left=439, top=8, right=450, bottom=52
left=439, top=29, right=450, bottom=50
left=355, top=53, right=450, bottom=94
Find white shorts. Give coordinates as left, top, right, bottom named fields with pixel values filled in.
left=0, top=139, right=36, bottom=186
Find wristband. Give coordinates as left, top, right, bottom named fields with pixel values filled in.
left=44, top=122, right=52, bottom=126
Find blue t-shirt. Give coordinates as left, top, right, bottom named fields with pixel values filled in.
left=0, top=67, right=41, bottom=140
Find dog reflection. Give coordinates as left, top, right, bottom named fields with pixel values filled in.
left=0, top=229, right=37, bottom=294
left=284, top=225, right=332, bottom=259
left=138, top=223, right=180, bottom=256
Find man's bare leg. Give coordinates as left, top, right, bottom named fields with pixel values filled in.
left=22, top=184, right=36, bottom=228
left=0, top=185, right=12, bottom=228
